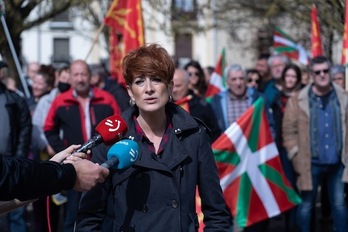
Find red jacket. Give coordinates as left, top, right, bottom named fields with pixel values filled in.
left=44, top=87, right=121, bottom=153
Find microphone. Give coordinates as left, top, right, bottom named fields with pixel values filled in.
left=101, top=139, right=139, bottom=169
left=74, top=115, right=128, bottom=154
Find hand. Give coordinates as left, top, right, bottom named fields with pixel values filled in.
left=49, top=145, right=86, bottom=163
left=71, top=160, right=110, bottom=192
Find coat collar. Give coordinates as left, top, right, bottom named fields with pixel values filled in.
left=121, top=102, right=198, bottom=173
left=297, top=83, right=348, bottom=117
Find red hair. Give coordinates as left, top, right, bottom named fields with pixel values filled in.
left=122, top=43, right=175, bottom=86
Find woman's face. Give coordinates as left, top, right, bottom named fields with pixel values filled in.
left=186, top=66, right=200, bottom=86
left=284, top=68, right=298, bottom=90
left=32, top=74, right=50, bottom=98
left=127, top=76, right=171, bottom=114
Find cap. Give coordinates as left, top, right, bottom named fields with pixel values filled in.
left=0, top=61, right=8, bottom=69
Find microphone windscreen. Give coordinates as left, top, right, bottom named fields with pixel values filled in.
left=95, top=115, right=128, bottom=146
left=107, top=139, right=139, bottom=169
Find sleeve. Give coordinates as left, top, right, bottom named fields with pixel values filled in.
left=282, top=97, right=299, bottom=160
left=14, top=94, right=32, bottom=158
left=0, top=155, right=76, bottom=201
left=197, top=130, right=232, bottom=231
left=32, top=97, right=49, bottom=150
left=76, top=144, right=113, bottom=232
left=202, top=102, right=222, bottom=142
left=44, top=98, right=65, bottom=153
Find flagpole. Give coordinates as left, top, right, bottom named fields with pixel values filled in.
left=84, top=22, right=105, bottom=61
left=0, top=15, right=31, bottom=98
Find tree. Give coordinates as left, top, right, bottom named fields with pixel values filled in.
left=0, top=0, right=94, bottom=83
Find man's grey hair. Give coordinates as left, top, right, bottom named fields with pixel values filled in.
left=267, top=54, right=290, bottom=66
left=224, top=64, right=246, bottom=80
left=330, top=64, right=345, bottom=76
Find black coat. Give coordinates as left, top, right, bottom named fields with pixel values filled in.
left=0, top=155, right=76, bottom=200
left=76, top=103, right=232, bottom=232
left=0, top=83, right=31, bottom=158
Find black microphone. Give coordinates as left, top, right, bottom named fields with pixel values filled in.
left=101, top=139, right=139, bottom=169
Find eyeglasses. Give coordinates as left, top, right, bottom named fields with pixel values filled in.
left=189, top=72, right=199, bottom=77
left=313, top=69, right=330, bottom=75
left=248, top=78, right=258, bottom=83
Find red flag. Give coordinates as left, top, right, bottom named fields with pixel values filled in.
left=311, top=5, right=323, bottom=57
left=341, top=0, right=348, bottom=64
left=104, top=0, right=145, bottom=83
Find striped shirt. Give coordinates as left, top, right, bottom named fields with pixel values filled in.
left=226, top=91, right=249, bottom=125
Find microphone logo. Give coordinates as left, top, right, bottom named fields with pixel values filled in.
left=129, top=148, right=138, bottom=162
left=105, top=119, right=121, bottom=132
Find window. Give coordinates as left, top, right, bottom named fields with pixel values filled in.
left=172, top=0, right=197, bottom=20
left=175, top=33, right=192, bottom=68
left=52, top=38, right=70, bottom=64
left=50, top=10, right=73, bottom=29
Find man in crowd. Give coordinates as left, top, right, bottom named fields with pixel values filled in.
left=283, top=56, right=348, bottom=232
left=44, top=60, right=121, bottom=232
left=210, top=64, right=262, bottom=131
left=172, top=68, right=221, bottom=141
left=0, top=61, right=32, bottom=232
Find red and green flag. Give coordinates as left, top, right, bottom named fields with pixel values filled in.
left=205, top=48, right=226, bottom=101
left=213, top=98, right=301, bottom=228
left=273, top=27, right=310, bottom=65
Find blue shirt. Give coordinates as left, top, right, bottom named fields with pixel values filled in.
left=311, top=91, right=340, bottom=164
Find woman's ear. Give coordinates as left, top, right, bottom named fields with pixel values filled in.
left=126, top=85, right=133, bottom=99
left=168, top=80, right=174, bottom=95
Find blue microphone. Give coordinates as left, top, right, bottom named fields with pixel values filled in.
left=101, top=139, right=139, bottom=169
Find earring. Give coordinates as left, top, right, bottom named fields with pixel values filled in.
left=169, top=95, right=173, bottom=102
left=129, top=99, right=136, bottom=107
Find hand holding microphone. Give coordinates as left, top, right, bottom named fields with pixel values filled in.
left=101, top=139, right=139, bottom=169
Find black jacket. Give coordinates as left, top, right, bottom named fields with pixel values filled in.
left=76, top=102, right=232, bottom=232
left=0, top=155, right=76, bottom=200
left=0, top=82, right=31, bottom=158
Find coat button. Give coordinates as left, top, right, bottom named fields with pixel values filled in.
left=171, top=200, right=179, bottom=208
left=141, top=204, right=148, bottom=213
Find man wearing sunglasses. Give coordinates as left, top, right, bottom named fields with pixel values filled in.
left=283, top=55, right=348, bottom=232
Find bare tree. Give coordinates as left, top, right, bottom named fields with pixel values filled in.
left=0, top=0, right=93, bottom=81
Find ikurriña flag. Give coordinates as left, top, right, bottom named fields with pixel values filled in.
left=205, top=48, right=226, bottom=101
left=273, top=27, right=310, bottom=65
left=213, top=98, right=301, bottom=228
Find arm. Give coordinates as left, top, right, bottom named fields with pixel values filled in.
left=14, top=94, right=32, bottom=158
left=198, top=131, right=232, bottom=231
left=0, top=145, right=109, bottom=201
left=282, top=97, right=299, bottom=160
left=44, top=98, right=65, bottom=153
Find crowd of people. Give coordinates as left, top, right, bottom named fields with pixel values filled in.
left=0, top=43, right=348, bottom=232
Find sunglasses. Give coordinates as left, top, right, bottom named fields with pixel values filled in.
left=313, top=69, right=329, bottom=75
left=248, top=78, right=258, bottom=83
left=189, top=72, right=199, bottom=77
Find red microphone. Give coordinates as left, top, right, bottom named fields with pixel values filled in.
left=73, top=115, right=128, bottom=154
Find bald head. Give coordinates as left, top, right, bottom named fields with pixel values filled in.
left=172, top=69, right=190, bottom=101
